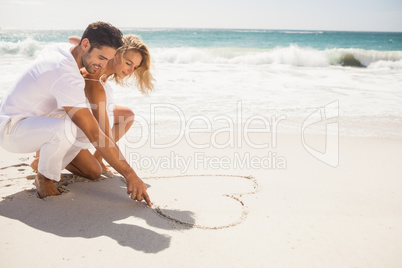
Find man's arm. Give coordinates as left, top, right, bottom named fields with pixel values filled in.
left=85, top=80, right=114, bottom=140
left=64, top=106, right=151, bottom=206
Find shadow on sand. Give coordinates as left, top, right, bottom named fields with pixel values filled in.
left=0, top=176, right=195, bottom=253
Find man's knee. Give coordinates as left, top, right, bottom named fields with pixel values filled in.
left=52, top=118, right=78, bottom=146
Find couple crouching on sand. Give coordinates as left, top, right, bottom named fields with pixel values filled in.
left=0, top=22, right=153, bottom=206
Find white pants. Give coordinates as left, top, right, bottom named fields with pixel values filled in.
left=0, top=116, right=91, bottom=182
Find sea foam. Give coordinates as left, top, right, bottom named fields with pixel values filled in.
left=151, top=45, right=402, bottom=68
left=1, top=39, right=400, bottom=69
left=0, top=38, right=45, bottom=57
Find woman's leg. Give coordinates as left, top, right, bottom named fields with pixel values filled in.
left=65, top=149, right=102, bottom=180
left=94, top=105, right=135, bottom=173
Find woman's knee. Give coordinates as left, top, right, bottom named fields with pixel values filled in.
left=114, top=106, right=135, bottom=128
left=85, top=164, right=102, bottom=180
left=125, top=109, right=135, bottom=127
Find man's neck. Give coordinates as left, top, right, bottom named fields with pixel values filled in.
left=70, top=45, right=83, bottom=69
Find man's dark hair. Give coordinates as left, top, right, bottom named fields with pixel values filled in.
left=80, top=21, right=123, bottom=52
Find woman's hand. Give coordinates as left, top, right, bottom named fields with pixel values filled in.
left=68, top=36, right=81, bottom=45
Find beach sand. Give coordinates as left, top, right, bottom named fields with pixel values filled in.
left=0, top=132, right=401, bottom=267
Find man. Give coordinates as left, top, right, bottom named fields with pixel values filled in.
left=0, top=22, right=151, bottom=206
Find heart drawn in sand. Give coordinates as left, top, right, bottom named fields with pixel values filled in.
left=135, top=175, right=260, bottom=230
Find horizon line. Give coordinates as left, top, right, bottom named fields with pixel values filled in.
left=0, top=26, right=401, bottom=34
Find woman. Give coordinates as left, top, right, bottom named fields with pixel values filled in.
left=31, top=35, right=154, bottom=179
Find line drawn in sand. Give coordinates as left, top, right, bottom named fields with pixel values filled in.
left=130, top=174, right=261, bottom=230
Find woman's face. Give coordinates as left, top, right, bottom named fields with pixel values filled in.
left=114, top=49, right=142, bottom=78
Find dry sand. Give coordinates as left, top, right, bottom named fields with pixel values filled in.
left=0, top=132, right=401, bottom=267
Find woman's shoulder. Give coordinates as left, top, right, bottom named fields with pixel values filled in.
left=83, top=75, right=106, bottom=96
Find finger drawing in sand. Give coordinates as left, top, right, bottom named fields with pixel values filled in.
left=139, top=174, right=260, bottom=230
left=0, top=22, right=153, bottom=206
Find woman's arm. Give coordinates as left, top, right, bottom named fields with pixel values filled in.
left=69, top=36, right=81, bottom=45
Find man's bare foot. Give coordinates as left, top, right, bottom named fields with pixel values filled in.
left=30, top=157, right=39, bottom=172
left=34, top=173, right=61, bottom=198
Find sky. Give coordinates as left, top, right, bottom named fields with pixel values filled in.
left=0, top=0, right=401, bottom=32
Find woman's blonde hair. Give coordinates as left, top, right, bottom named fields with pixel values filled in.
left=111, top=35, right=154, bottom=95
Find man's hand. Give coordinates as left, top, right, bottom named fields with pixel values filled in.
left=126, top=175, right=152, bottom=207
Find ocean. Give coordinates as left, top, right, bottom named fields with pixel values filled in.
left=1, top=28, right=401, bottom=141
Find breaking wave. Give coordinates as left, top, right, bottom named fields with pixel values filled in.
left=152, top=45, right=402, bottom=69
left=0, top=38, right=47, bottom=57
left=1, top=39, right=401, bottom=69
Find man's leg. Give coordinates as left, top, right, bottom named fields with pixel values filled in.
left=1, top=116, right=78, bottom=197
left=29, top=115, right=103, bottom=181
left=30, top=146, right=102, bottom=181
left=33, top=173, right=61, bottom=198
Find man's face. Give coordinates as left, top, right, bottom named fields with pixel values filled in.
left=82, top=46, right=116, bottom=74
